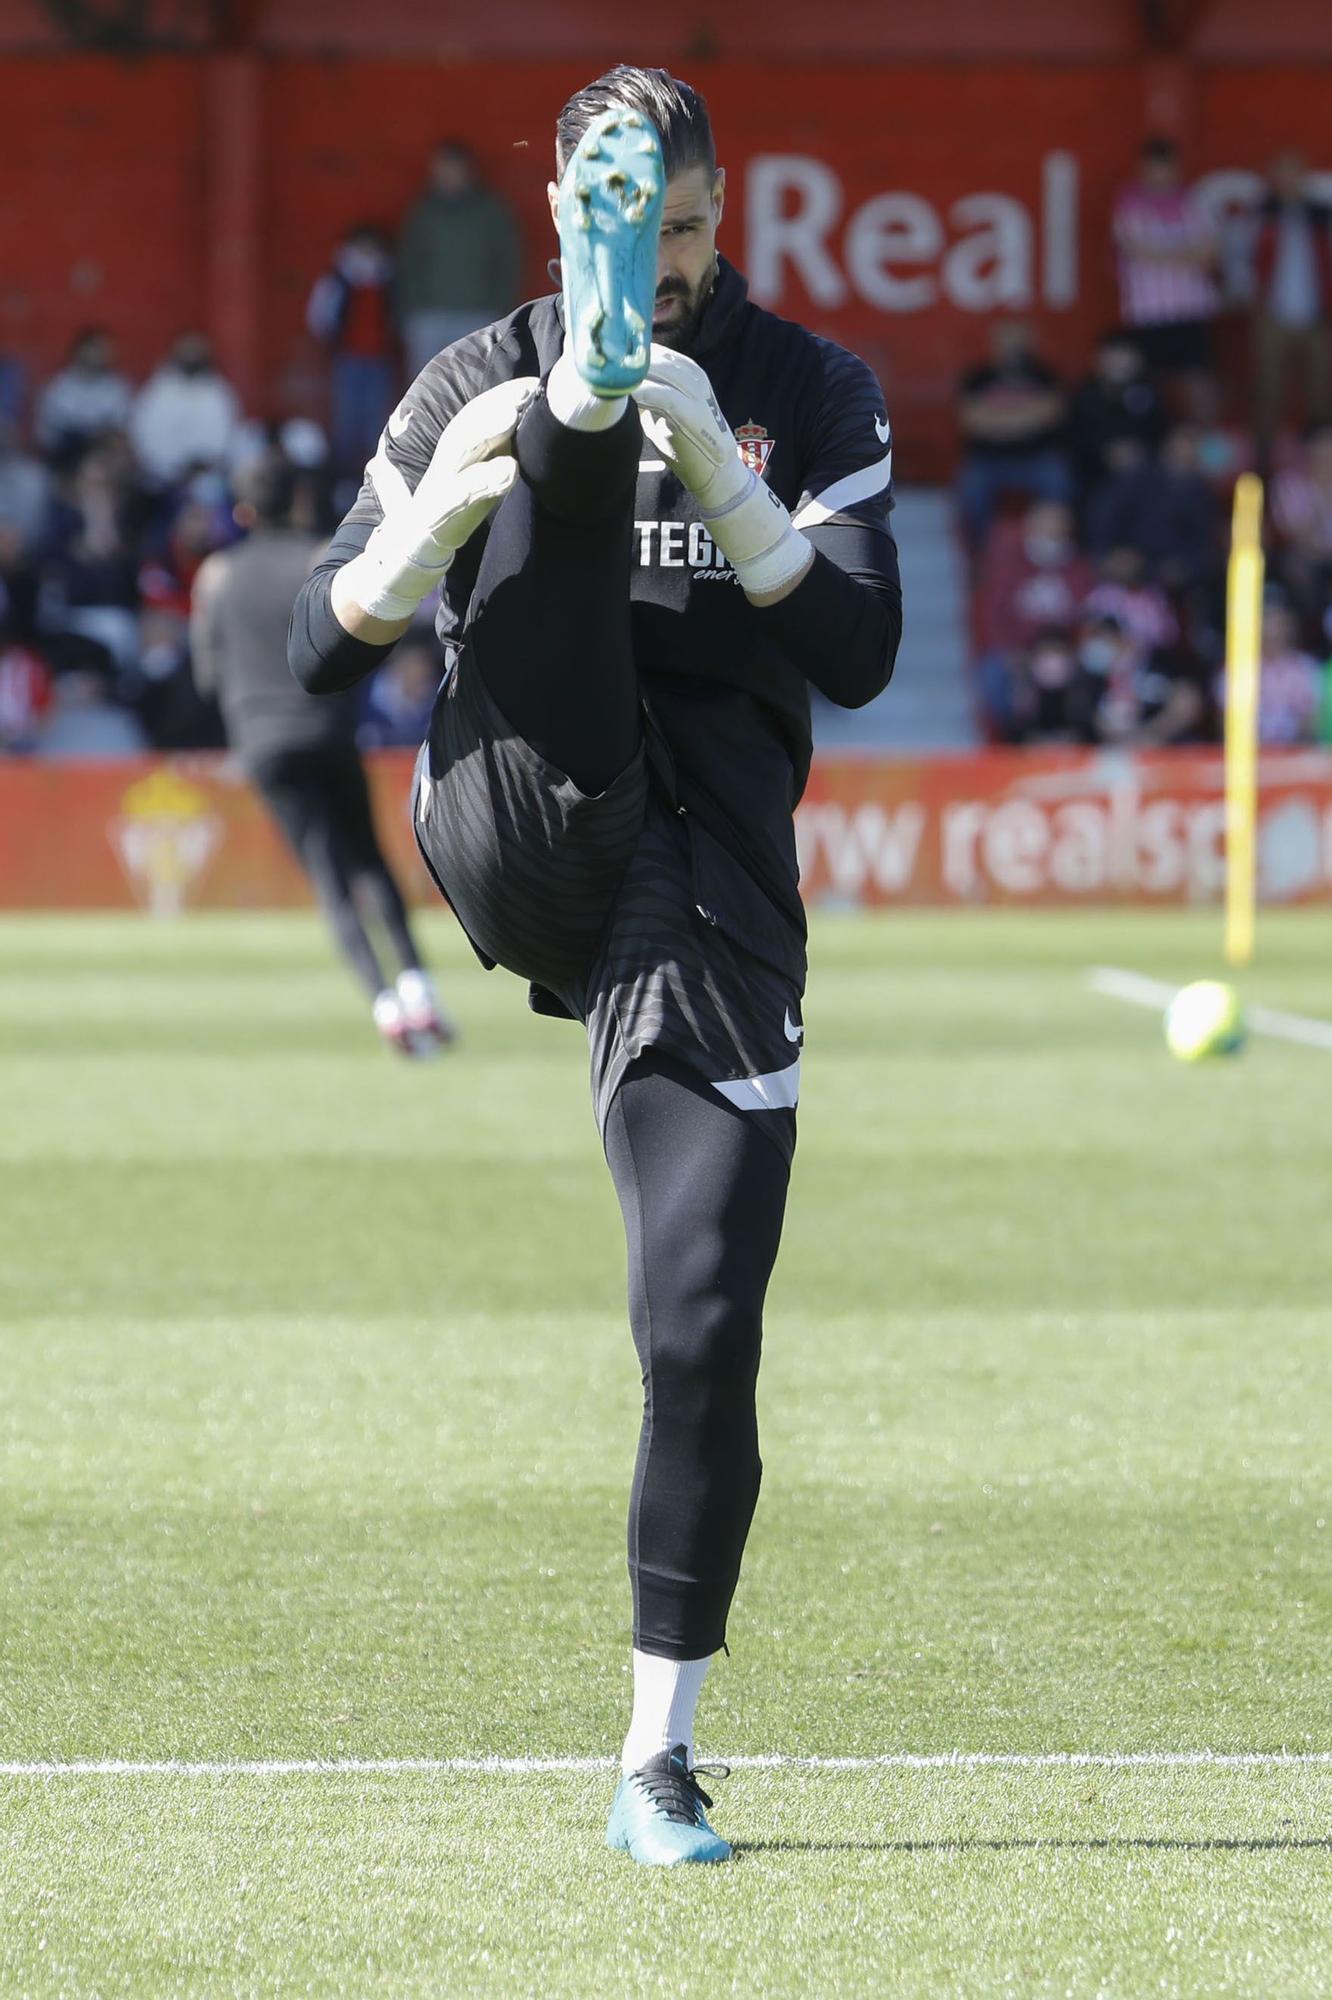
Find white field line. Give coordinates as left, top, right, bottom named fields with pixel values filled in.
left=2, top=1752, right=1331, bottom=1779
left=1088, top=966, right=1332, bottom=1052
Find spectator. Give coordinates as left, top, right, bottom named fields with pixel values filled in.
left=1214, top=594, right=1322, bottom=745
left=1076, top=607, right=1206, bottom=746
left=138, top=494, right=230, bottom=619
left=974, top=500, right=1095, bottom=735
left=1111, top=136, right=1219, bottom=417
left=0, top=416, right=51, bottom=635
left=34, top=328, right=132, bottom=470
left=128, top=333, right=242, bottom=491
left=1086, top=424, right=1221, bottom=589
left=1270, top=418, right=1332, bottom=633
left=38, top=445, right=141, bottom=675
left=0, top=351, right=24, bottom=431
left=36, top=660, right=147, bottom=759
left=0, top=623, right=54, bottom=752
left=306, top=223, right=399, bottom=483
left=1002, top=627, right=1100, bottom=747
left=1068, top=328, right=1165, bottom=499
left=396, top=141, right=523, bottom=379
left=956, top=319, right=1070, bottom=553
left=1250, top=152, right=1332, bottom=464
left=358, top=631, right=442, bottom=748
left=1082, top=544, right=1180, bottom=661
left=1190, top=371, right=1254, bottom=492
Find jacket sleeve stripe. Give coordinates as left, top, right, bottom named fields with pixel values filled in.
left=792, top=445, right=893, bottom=529
left=367, top=437, right=413, bottom=519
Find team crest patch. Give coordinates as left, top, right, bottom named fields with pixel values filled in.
left=734, top=420, right=775, bottom=478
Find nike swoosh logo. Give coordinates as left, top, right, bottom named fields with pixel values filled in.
left=388, top=407, right=413, bottom=439
left=783, top=1009, right=804, bottom=1045
left=874, top=415, right=891, bottom=445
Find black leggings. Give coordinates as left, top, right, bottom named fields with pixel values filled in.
left=254, top=743, right=422, bottom=998
left=606, top=1054, right=791, bottom=1660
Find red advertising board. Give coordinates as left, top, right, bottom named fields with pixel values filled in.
left=3, top=750, right=1332, bottom=913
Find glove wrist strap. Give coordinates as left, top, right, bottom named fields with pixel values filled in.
left=340, top=538, right=452, bottom=623
left=698, top=466, right=811, bottom=597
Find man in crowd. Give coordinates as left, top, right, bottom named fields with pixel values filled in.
left=0, top=415, right=51, bottom=636
left=306, top=224, right=400, bottom=488
left=290, top=65, right=900, bottom=1864
left=1111, top=135, right=1219, bottom=416
left=955, top=318, right=1069, bottom=552
left=974, top=498, right=1093, bottom=735
left=34, top=327, right=132, bottom=470
left=1085, top=424, right=1220, bottom=592
left=193, top=454, right=452, bottom=1055
left=1250, top=151, right=1332, bottom=463
left=1067, top=328, right=1165, bottom=502
left=396, top=143, right=523, bottom=379
left=130, top=333, right=243, bottom=494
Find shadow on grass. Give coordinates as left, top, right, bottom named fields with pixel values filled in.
left=740, top=1837, right=1332, bottom=1854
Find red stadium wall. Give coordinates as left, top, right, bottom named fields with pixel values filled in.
left=2, top=57, right=1332, bottom=476
left=4, top=750, right=1331, bottom=912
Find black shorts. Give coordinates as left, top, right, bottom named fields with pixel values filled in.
left=1129, top=317, right=1214, bottom=378
left=413, top=655, right=804, bottom=1160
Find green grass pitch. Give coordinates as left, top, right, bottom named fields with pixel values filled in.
left=2, top=907, right=1329, bottom=1998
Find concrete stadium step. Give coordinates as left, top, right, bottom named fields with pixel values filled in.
left=811, top=485, right=977, bottom=752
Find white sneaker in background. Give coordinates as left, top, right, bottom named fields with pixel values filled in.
left=395, top=968, right=458, bottom=1056
left=371, top=987, right=415, bottom=1057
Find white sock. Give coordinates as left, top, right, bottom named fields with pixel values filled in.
left=620, top=1649, right=712, bottom=1773
left=545, top=348, right=627, bottom=432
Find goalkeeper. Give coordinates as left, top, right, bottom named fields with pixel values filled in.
left=290, top=64, right=901, bottom=1866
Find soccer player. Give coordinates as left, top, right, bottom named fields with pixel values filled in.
left=192, top=454, right=451, bottom=1054
left=289, top=66, right=901, bottom=1863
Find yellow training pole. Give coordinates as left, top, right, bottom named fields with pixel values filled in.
left=1224, top=474, right=1264, bottom=968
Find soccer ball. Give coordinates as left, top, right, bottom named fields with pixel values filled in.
left=1163, top=981, right=1247, bottom=1062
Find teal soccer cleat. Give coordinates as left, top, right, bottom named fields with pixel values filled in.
left=557, top=106, right=664, bottom=396
left=606, top=1745, right=732, bottom=1866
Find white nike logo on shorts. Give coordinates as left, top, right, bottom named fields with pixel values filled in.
left=874, top=415, right=891, bottom=444
left=388, top=406, right=413, bottom=439
left=784, top=1009, right=804, bottom=1044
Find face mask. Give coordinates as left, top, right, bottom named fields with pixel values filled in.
left=1024, top=535, right=1069, bottom=567
left=1080, top=637, right=1120, bottom=674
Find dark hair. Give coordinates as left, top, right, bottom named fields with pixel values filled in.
left=434, top=139, right=476, bottom=164
left=1141, top=134, right=1177, bottom=163
left=70, top=325, right=111, bottom=356
left=233, top=454, right=295, bottom=527
left=556, top=65, right=714, bottom=181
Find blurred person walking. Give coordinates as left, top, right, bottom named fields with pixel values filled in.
left=306, top=224, right=400, bottom=484
left=396, top=142, right=522, bottom=378
left=191, top=455, right=452, bottom=1054
left=1111, top=137, right=1219, bottom=417
left=1250, top=152, right=1332, bottom=464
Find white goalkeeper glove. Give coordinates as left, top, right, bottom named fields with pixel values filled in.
left=633, top=345, right=812, bottom=599
left=342, top=377, right=541, bottom=621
